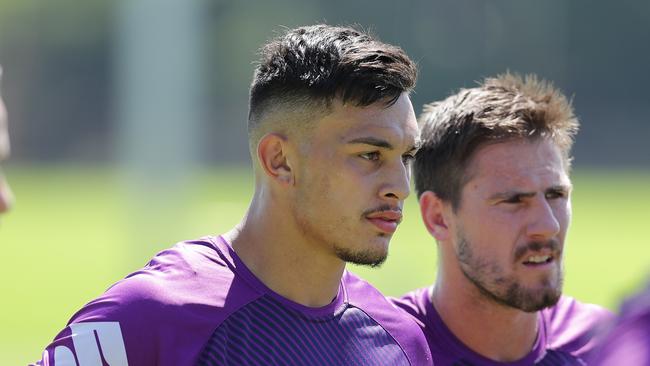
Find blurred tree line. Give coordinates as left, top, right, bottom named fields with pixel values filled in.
left=0, top=0, right=648, bottom=166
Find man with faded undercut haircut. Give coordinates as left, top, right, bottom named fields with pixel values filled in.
left=35, top=25, right=431, bottom=365
left=393, top=74, right=613, bottom=365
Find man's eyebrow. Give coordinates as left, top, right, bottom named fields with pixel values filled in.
left=488, top=190, right=536, bottom=201
left=488, top=184, right=573, bottom=201
left=547, top=184, right=573, bottom=193
left=347, top=137, right=394, bottom=149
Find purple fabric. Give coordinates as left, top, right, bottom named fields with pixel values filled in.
left=33, top=236, right=431, bottom=366
left=393, top=286, right=614, bottom=366
left=589, top=282, right=650, bottom=366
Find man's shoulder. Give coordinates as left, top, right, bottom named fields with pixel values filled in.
left=34, top=236, right=262, bottom=366
left=88, top=236, right=239, bottom=310
left=342, top=270, right=394, bottom=312
left=71, top=235, right=263, bottom=330
left=342, top=272, right=433, bottom=366
left=543, top=295, right=615, bottom=357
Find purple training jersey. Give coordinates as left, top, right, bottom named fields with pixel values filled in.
left=33, top=236, right=432, bottom=366
left=393, top=287, right=613, bottom=366
left=589, top=282, right=650, bottom=366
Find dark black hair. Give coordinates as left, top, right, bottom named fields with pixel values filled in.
left=248, top=24, right=417, bottom=134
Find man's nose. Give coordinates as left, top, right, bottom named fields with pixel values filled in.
left=379, top=159, right=411, bottom=202
left=526, top=197, right=561, bottom=241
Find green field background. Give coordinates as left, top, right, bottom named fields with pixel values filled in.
left=1, top=165, right=648, bottom=365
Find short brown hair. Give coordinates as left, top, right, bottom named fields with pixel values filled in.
left=414, top=73, right=579, bottom=209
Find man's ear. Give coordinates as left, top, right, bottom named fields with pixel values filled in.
left=257, top=133, right=294, bottom=185
left=419, top=191, right=451, bottom=241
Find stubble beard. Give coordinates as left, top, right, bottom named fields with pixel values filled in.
left=334, top=239, right=388, bottom=268
left=456, top=234, right=563, bottom=312
left=293, top=200, right=388, bottom=268
left=291, top=163, right=391, bottom=267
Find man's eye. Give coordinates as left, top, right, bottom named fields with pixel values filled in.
left=359, top=152, right=380, bottom=161
left=545, top=191, right=566, bottom=200
left=502, top=196, right=522, bottom=204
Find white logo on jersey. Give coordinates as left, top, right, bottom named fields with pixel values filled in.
left=52, top=322, right=128, bottom=366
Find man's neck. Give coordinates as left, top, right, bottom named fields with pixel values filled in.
left=225, top=201, right=345, bottom=308
left=431, top=280, right=540, bottom=362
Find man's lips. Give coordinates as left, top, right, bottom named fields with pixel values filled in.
left=365, top=209, right=402, bottom=234
left=515, top=241, right=561, bottom=269
left=521, top=251, right=555, bottom=267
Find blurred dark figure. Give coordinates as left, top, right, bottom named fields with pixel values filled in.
left=0, top=66, right=14, bottom=215
left=590, top=282, right=650, bottom=366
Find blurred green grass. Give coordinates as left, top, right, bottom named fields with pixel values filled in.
left=1, top=165, right=648, bottom=365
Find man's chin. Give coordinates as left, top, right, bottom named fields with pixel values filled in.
left=334, top=245, right=388, bottom=268
left=514, top=287, right=562, bottom=312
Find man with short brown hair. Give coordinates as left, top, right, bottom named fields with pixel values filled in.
left=394, top=73, right=612, bottom=365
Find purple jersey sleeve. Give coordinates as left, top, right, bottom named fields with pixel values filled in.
left=33, top=277, right=162, bottom=366
left=32, top=238, right=262, bottom=366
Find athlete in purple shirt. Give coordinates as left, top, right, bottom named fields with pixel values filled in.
left=393, top=74, right=613, bottom=365
left=34, top=25, right=432, bottom=365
